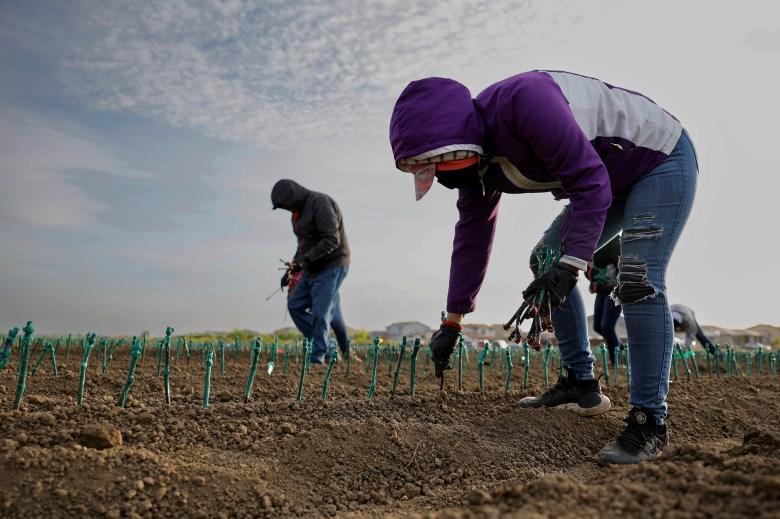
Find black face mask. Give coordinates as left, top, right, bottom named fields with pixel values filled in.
left=434, top=163, right=481, bottom=190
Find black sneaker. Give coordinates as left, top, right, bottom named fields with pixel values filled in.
left=517, top=367, right=611, bottom=416
left=596, top=407, right=669, bottom=465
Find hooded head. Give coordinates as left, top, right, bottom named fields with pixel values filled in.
left=271, top=179, right=309, bottom=211
left=389, top=77, right=485, bottom=200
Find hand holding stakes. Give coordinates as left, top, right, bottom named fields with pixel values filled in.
left=203, top=350, right=214, bottom=408
left=118, top=339, right=142, bottom=408
left=163, top=326, right=174, bottom=404
left=295, top=339, right=308, bottom=402
left=391, top=336, right=407, bottom=396
left=77, top=333, right=97, bottom=406
left=410, top=338, right=421, bottom=395
left=13, top=322, right=35, bottom=410
left=321, top=349, right=338, bottom=400
left=368, top=337, right=380, bottom=400
left=0, top=327, right=19, bottom=372
left=245, top=338, right=262, bottom=403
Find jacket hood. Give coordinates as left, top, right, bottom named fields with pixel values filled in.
left=389, top=77, right=485, bottom=164
left=271, top=179, right=310, bottom=210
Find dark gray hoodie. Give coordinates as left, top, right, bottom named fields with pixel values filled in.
left=271, top=179, right=350, bottom=274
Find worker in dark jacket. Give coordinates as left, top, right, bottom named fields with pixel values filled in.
left=671, top=304, right=716, bottom=354
left=271, top=179, right=350, bottom=364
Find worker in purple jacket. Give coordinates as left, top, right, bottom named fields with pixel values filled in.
left=389, top=71, right=698, bottom=465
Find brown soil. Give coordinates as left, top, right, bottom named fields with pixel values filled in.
left=1, top=345, right=779, bottom=518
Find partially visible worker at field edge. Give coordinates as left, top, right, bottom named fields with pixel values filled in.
left=389, top=70, right=698, bottom=465
left=587, top=234, right=623, bottom=366
left=671, top=304, right=716, bottom=355
left=272, top=179, right=350, bottom=364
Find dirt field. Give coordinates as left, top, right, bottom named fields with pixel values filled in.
left=1, top=342, right=779, bottom=518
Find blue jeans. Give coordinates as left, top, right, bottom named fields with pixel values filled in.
left=288, top=265, right=349, bottom=362
left=538, top=130, right=697, bottom=424
left=593, top=291, right=623, bottom=365
left=330, top=294, right=350, bottom=354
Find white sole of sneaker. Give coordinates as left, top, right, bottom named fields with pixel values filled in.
left=553, top=395, right=612, bottom=416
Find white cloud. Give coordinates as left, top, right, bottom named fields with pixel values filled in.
left=0, top=107, right=153, bottom=229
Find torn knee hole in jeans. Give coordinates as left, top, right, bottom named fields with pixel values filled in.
left=611, top=254, right=658, bottom=305
left=623, top=224, right=662, bottom=242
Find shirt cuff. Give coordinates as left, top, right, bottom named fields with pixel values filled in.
left=560, top=255, right=589, bottom=271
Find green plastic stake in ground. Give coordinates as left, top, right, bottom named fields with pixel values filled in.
left=392, top=336, right=407, bottom=396
left=504, top=348, right=513, bottom=391
left=268, top=338, right=278, bottom=376
left=296, top=339, right=308, bottom=402
left=118, top=339, right=142, bottom=408
left=671, top=345, right=679, bottom=381
left=30, top=341, right=54, bottom=378
left=219, top=340, right=226, bottom=378
left=599, top=343, right=610, bottom=385
left=140, top=333, right=147, bottom=364
left=100, top=338, right=109, bottom=375
left=676, top=344, right=691, bottom=381
left=541, top=341, right=551, bottom=386
left=283, top=344, right=290, bottom=374
left=457, top=335, right=464, bottom=391
left=163, top=327, right=174, bottom=404
left=410, top=338, right=421, bottom=396
left=0, top=327, right=19, bottom=372
left=77, top=333, right=97, bottom=406
left=51, top=339, right=60, bottom=377
left=715, top=345, right=721, bottom=379
left=746, top=352, right=752, bottom=380
left=345, top=339, right=351, bottom=375
left=203, top=350, right=214, bottom=408
left=368, top=337, right=380, bottom=400
left=688, top=345, right=700, bottom=380
left=522, top=342, right=530, bottom=389
left=64, top=333, right=72, bottom=367
left=321, top=349, right=338, bottom=400
left=13, top=322, right=35, bottom=410
left=478, top=341, right=490, bottom=391
left=613, top=346, right=621, bottom=384
left=423, top=348, right=430, bottom=374
left=705, top=348, right=712, bottom=379
left=489, top=344, right=496, bottom=374
left=245, top=338, right=262, bottom=403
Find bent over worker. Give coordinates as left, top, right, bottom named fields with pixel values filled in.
left=389, top=70, right=698, bottom=464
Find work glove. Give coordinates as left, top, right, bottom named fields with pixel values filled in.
left=522, top=262, right=579, bottom=308
left=429, top=321, right=462, bottom=379
left=280, top=262, right=303, bottom=288
left=703, top=340, right=717, bottom=356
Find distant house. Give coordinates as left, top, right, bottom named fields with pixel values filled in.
left=462, top=323, right=505, bottom=340
left=385, top=321, right=432, bottom=341
left=700, top=326, right=764, bottom=347
left=746, top=324, right=780, bottom=346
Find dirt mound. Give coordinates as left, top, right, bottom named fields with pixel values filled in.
left=1, top=346, right=779, bottom=518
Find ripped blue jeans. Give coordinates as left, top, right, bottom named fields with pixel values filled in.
left=538, top=129, right=698, bottom=424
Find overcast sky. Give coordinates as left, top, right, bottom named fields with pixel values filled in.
left=1, top=0, right=779, bottom=337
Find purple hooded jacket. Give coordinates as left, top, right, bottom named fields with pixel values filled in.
left=389, top=70, right=683, bottom=314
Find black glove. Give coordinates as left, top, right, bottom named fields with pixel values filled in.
left=703, top=341, right=717, bottom=356
left=429, top=322, right=461, bottom=378
left=281, top=271, right=291, bottom=288
left=281, top=262, right=303, bottom=288
left=522, top=262, right=579, bottom=308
